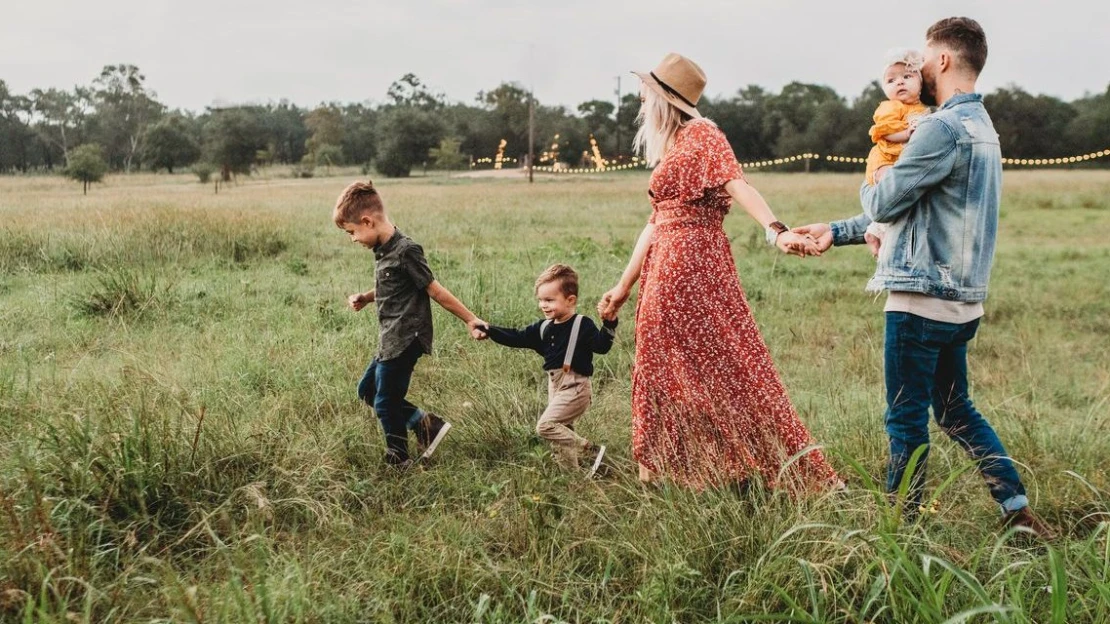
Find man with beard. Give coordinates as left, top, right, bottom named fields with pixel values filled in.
left=794, top=17, right=1054, bottom=538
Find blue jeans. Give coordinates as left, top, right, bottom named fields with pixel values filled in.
left=357, top=340, right=426, bottom=461
left=884, top=312, right=1027, bottom=514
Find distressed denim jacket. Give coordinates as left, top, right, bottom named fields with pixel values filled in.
left=831, top=93, right=1001, bottom=302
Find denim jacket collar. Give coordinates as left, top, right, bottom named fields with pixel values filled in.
left=939, top=92, right=981, bottom=110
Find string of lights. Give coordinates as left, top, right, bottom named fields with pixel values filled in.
left=1001, top=150, right=1110, bottom=166
left=470, top=142, right=1110, bottom=174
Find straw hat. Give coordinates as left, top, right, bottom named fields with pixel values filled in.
left=633, top=53, right=706, bottom=119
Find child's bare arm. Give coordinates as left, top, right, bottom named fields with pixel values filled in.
left=426, top=280, right=486, bottom=335
left=883, top=129, right=913, bottom=143
left=347, top=289, right=375, bottom=312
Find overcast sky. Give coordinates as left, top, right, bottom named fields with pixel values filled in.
left=3, top=1, right=1107, bottom=112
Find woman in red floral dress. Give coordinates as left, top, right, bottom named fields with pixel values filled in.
left=599, top=53, right=840, bottom=491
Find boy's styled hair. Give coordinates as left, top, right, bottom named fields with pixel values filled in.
left=926, top=17, right=988, bottom=76
left=535, top=264, right=579, bottom=297
left=334, top=180, right=385, bottom=226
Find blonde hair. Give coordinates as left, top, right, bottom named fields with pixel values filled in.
left=535, top=264, right=578, bottom=297
left=632, top=87, right=694, bottom=166
left=880, top=48, right=924, bottom=81
left=333, top=180, right=384, bottom=226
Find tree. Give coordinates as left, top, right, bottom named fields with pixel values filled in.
left=764, top=82, right=843, bottom=157
left=314, top=143, right=344, bottom=174
left=428, top=137, right=467, bottom=171
left=65, top=144, right=108, bottom=194
left=578, top=100, right=617, bottom=155
left=1065, top=86, right=1110, bottom=156
left=387, top=73, right=445, bottom=110
left=142, top=114, right=200, bottom=173
left=986, top=86, right=1077, bottom=159
left=305, top=104, right=344, bottom=157
left=92, top=64, right=164, bottom=172
left=374, top=107, right=444, bottom=177
left=260, top=100, right=308, bottom=164
left=203, top=107, right=267, bottom=181
left=702, top=86, right=776, bottom=161
left=1, top=81, right=37, bottom=173
left=616, top=92, right=640, bottom=157
left=340, top=103, right=377, bottom=167
left=30, top=87, right=94, bottom=168
left=476, top=82, right=531, bottom=159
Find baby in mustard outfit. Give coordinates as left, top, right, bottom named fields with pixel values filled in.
left=865, top=49, right=930, bottom=255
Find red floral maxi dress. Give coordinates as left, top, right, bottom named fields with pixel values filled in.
left=632, top=119, right=839, bottom=491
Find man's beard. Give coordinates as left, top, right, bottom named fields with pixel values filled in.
left=920, top=76, right=938, bottom=106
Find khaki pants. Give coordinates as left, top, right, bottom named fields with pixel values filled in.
left=537, top=369, right=592, bottom=470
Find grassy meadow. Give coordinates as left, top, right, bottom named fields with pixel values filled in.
left=1, top=168, right=1109, bottom=622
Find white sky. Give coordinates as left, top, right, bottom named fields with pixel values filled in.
left=2, top=0, right=1107, bottom=111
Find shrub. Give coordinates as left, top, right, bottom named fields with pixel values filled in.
left=192, top=162, right=214, bottom=183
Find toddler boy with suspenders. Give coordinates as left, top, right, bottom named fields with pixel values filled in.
left=478, top=264, right=617, bottom=476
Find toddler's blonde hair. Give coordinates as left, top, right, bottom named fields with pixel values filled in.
left=880, top=48, right=924, bottom=81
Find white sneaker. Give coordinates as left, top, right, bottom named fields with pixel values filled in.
left=586, top=444, right=606, bottom=478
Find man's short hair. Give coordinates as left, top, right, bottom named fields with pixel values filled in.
left=334, top=180, right=384, bottom=225
left=535, top=264, right=578, bottom=297
left=926, top=17, right=988, bottom=76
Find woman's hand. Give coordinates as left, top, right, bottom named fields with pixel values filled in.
left=775, top=231, right=822, bottom=257
left=598, top=283, right=631, bottom=321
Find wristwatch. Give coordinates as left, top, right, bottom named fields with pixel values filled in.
left=765, top=221, right=789, bottom=246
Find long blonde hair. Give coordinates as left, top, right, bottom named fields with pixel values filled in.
left=632, top=86, right=712, bottom=166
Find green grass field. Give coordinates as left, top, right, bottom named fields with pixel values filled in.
left=1, top=169, right=1109, bottom=622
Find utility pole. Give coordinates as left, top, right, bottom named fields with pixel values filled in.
left=528, top=87, right=535, bottom=183
left=528, top=43, right=535, bottom=183
left=614, top=75, right=622, bottom=163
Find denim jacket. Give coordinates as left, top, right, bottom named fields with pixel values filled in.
left=831, top=93, right=1001, bottom=302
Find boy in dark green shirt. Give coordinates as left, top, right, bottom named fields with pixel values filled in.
left=335, top=180, right=486, bottom=467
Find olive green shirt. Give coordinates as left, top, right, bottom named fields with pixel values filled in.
left=373, top=229, right=435, bottom=360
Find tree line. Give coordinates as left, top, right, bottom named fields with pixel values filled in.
left=2, top=66, right=1109, bottom=182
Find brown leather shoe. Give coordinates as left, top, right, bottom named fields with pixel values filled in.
left=1002, top=507, right=1057, bottom=541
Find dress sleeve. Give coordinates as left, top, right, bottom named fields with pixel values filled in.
left=673, top=121, right=744, bottom=197
left=869, top=101, right=907, bottom=143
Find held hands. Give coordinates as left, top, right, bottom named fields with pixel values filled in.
left=467, top=318, right=489, bottom=340
left=597, top=283, right=630, bottom=321
left=776, top=231, right=822, bottom=257
left=790, top=223, right=834, bottom=254
left=347, top=291, right=374, bottom=312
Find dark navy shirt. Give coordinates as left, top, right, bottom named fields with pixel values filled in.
left=484, top=314, right=617, bottom=377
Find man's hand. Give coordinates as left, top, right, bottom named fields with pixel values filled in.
left=347, top=291, right=374, bottom=312
left=865, top=231, right=882, bottom=258
left=874, top=165, right=892, bottom=183
left=467, top=318, right=489, bottom=340
left=791, top=223, right=833, bottom=253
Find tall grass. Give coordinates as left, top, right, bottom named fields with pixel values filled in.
left=1, top=170, right=1108, bottom=622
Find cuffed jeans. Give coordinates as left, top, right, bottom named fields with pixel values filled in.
left=357, top=340, right=426, bottom=461
left=884, top=312, right=1028, bottom=514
